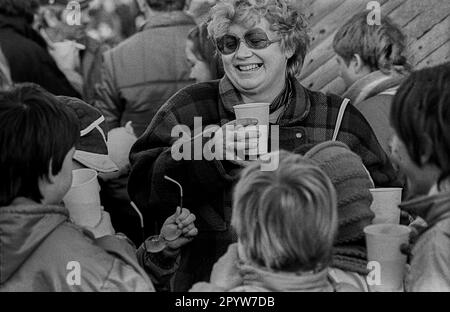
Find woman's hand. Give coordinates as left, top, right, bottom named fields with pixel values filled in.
left=160, top=207, right=198, bottom=256
left=208, top=118, right=259, bottom=162
left=209, top=243, right=243, bottom=290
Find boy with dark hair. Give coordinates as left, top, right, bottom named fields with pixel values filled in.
left=0, top=84, right=197, bottom=291
left=390, top=63, right=450, bottom=291
left=333, top=11, right=410, bottom=154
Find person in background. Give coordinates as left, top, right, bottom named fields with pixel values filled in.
left=389, top=64, right=450, bottom=291
left=191, top=151, right=358, bottom=292
left=37, top=0, right=109, bottom=104
left=186, top=23, right=224, bottom=82
left=94, top=0, right=195, bottom=137
left=0, top=0, right=80, bottom=97
left=128, top=0, right=397, bottom=291
left=0, top=46, right=11, bottom=90
left=186, top=0, right=216, bottom=25
left=333, top=12, right=410, bottom=155
left=0, top=83, right=198, bottom=292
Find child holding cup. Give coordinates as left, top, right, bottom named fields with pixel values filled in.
left=0, top=84, right=197, bottom=291
left=389, top=63, right=450, bottom=291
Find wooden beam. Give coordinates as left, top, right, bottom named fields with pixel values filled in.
left=415, top=40, right=450, bottom=69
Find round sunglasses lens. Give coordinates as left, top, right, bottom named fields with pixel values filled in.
left=245, top=31, right=270, bottom=49
left=218, top=35, right=238, bottom=54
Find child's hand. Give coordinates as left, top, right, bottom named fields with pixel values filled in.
left=210, top=243, right=243, bottom=290
left=160, top=207, right=198, bottom=251
left=85, top=211, right=115, bottom=238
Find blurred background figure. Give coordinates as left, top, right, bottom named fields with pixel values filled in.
left=185, top=0, right=216, bottom=25
left=0, top=0, right=80, bottom=97
left=0, top=46, right=12, bottom=90
left=94, top=0, right=195, bottom=246
left=36, top=0, right=111, bottom=103
left=186, top=23, right=223, bottom=82
left=94, top=0, right=195, bottom=136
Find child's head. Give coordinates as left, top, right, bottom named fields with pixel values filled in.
left=0, top=83, right=79, bottom=206
left=186, top=23, right=224, bottom=82
left=390, top=63, right=450, bottom=196
left=232, top=151, right=337, bottom=272
left=333, top=11, right=410, bottom=88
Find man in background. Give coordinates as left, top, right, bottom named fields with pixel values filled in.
left=94, top=0, right=195, bottom=136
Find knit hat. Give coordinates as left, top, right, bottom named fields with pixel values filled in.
left=57, top=96, right=118, bottom=173
left=304, top=141, right=375, bottom=274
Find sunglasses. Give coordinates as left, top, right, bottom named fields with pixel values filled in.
left=216, top=28, right=281, bottom=55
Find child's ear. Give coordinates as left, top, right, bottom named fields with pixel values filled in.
left=47, top=158, right=57, bottom=184
left=350, top=54, right=365, bottom=74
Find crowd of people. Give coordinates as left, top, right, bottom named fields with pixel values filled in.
left=0, top=0, right=449, bottom=292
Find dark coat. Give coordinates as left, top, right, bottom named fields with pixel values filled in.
left=0, top=15, right=80, bottom=97
left=128, top=75, right=399, bottom=291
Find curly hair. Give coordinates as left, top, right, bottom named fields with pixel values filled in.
left=232, top=150, right=337, bottom=272
left=0, top=0, right=40, bottom=23
left=333, top=11, right=411, bottom=74
left=390, top=63, right=450, bottom=186
left=207, top=0, right=310, bottom=77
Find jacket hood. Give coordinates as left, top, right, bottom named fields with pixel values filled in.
left=0, top=199, right=69, bottom=284
left=343, top=70, right=407, bottom=106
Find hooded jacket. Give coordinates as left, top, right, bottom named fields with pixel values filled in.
left=343, top=70, right=407, bottom=154
left=0, top=198, right=154, bottom=291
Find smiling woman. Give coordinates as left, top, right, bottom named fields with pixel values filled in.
left=128, top=0, right=399, bottom=291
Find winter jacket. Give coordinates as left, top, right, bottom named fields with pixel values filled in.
left=94, top=11, right=195, bottom=137
left=0, top=198, right=176, bottom=292
left=400, top=183, right=450, bottom=291
left=343, top=70, right=407, bottom=154
left=0, top=15, right=80, bottom=97
left=128, top=74, right=398, bottom=291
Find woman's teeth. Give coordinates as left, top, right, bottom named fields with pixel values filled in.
left=238, top=64, right=261, bottom=71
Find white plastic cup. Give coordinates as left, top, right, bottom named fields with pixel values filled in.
left=370, top=188, right=402, bottom=224
left=233, top=103, right=270, bottom=156
left=63, top=169, right=101, bottom=227
left=364, top=224, right=411, bottom=292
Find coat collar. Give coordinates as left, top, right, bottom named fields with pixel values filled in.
left=218, top=75, right=310, bottom=126
left=141, top=11, right=194, bottom=31
left=238, top=263, right=333, bottom=292
left=343, top=70, right=406, bottom=106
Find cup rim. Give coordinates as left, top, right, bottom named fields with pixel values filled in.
left=233, top=102, right=270, bottom=110
left=71, top=168, right=98, bottom=188
left=369, top=187, right=403, bottom=192
left=364, top=224, right=411, bottom=236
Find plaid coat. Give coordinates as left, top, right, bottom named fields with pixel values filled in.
left=128, top=76, right=398, bottom=291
